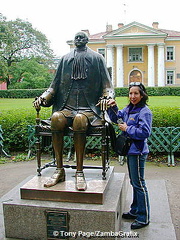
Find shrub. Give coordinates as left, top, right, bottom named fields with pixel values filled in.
left=151, top=107, right=180, bottom=127
left=0, top=108, right=51, bottom=151
left=115, top=86, right=180, bottom=97
left=146, top=87, right=180, bottom=96
left=0, top=106, right=179, bottom=152
left=0, top=89, right=46, bottom=98
left=0, top=86, right=179, bottom=99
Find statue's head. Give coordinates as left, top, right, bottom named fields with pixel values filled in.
left=74, top=31, right=89, bottom=48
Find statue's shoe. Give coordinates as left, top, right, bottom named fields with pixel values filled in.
left=75, top=171, right=87, bottom=191
left=44, top=168, right=65, bottom=187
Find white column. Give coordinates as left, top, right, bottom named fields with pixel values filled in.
left=158, top=43, right=165, bottom=86
left=106, top=45, right=114, bottom=83
left=147, top=44, right=155, bottom=86
left=116, top=44, right=124, bottom=87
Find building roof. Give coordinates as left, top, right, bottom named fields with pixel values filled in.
left=67, top=22, right=180, bottom=46
left=159, top=29, right=180, bottom=37
left=88, top=22, right=180, bottom=41
left=89, top=32, right=107, bottom=40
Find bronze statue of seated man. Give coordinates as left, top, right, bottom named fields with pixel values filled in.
left=34, top=31, right=114, bottom=191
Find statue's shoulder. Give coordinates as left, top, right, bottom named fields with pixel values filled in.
left=58, top=50, right=74, bottom=64
left=86, top=47, right=104, bottom=61
left=87, top=47, right=100, bottom=56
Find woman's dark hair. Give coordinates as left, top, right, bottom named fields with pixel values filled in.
left=128, top=82, right=149, bottom=107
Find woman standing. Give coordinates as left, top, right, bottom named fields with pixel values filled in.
left=107, top=82, right=152, bottom=229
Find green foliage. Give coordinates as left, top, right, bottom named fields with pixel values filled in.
left=115, top=86, right=180, bottom=97
left=0, top=89, right=46, bottom=98
left=0, top=17, right=53, bottom=66
left=0, top=60, right=8, bottom=79
left=2, top=87, right=179, bottom=99
left=0, top=105, right=179, bottom=151
left=0, top=14, right=54, bottom=86
left=8, top=58, right=53, bottom=89
left=151, top=107, right=180, bottom=127
left=115, top=87, right=129, bottom=97
left=0, top=108, right=51, bottom=151
left=146, top=87, right=180, bottom=96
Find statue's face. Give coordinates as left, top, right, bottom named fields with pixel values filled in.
left=74, top=32, right=88, bottom=48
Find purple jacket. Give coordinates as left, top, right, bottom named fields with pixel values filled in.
left=107, top=104, right=152, bottom=155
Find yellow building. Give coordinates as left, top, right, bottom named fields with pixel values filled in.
left=67, top=21, right=180, bottom=87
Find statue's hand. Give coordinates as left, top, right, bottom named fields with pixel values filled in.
left=33, top=97, right=46, bottom=109
left=96, top=96, right=111, bottom=111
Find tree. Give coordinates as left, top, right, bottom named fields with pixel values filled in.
left=0, top=14, right=54, bottom=86
left=0, top=60, right=8, bottom=80
left=8, top=58, right=54, bottom=89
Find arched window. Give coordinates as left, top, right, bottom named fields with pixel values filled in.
left=129, top=70, right=142, bottom=83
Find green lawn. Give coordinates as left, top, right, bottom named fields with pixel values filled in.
left=0, top=96, right=179, bottom=110
left=0, top=98, right=35, bottom=110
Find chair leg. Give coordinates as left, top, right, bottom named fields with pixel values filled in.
left=101, top=126, right=107, bottom=180
left=36, top=136, right=41, bottom=176
left=106, top=136, right=110, bottom=168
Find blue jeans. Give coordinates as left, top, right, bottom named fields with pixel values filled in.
left=127, top=154, right=150, bottom=224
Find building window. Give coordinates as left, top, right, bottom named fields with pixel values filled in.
left=98, top=48, right=105, bottom=58
left=129, top=48, right=142, bottom=62
left=177, top=73, right=180, bottom=79
left=166, top=70, right=174, bottom=84
left=166, top=47, right=174, bottom=61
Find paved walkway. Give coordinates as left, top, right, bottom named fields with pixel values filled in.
left=0, top=159, right=179, bottom=239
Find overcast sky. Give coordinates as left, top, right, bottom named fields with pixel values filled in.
left=1, top=0, right=180, bottom=57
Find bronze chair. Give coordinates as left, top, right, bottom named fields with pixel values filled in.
left=35, top=108, right=115, bottom=180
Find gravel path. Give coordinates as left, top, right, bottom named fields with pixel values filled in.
left=0, top=159, right=179, bottom=239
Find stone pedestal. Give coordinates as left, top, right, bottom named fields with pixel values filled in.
left=3, top=167, right=126, bottom=240
left=20, top=167, right=114, bottom=204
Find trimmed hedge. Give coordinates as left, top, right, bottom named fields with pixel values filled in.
left=115, top=86, right=180, bottom=97
left=0, top=86, right=180, bottom=98
left=0, top=89, right=46, bottom=98
left=151, top=107, right=180, bottom=127
left=0, top=108, right=51, bottom=152
left=0, top=106, right=179, bottom=152
left=145, top=87, right=180, bottom=96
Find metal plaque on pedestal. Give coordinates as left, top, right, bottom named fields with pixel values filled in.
left=46, top=210, right=69, bottom=240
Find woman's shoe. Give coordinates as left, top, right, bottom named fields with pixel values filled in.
left=122, top=212, right=137, bottom=219
left=131, top=220, right=149, bottom=229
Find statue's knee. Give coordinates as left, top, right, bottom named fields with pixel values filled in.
left=73, top=114, right=88, bottom=132
left=51, top=112, right=67, bottom=130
